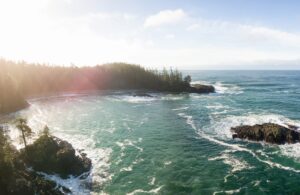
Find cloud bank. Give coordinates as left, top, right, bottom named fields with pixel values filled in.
left=0, top=0, right=299, bottom=69
left=144, top=9, right=186, bottom=28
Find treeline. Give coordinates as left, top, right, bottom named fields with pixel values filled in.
left=0, top=59, right=191, bottom=98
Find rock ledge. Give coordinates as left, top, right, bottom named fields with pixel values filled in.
left=21, top=135, right=92, bottom=179
left=231, top=123, right=300, bottom=144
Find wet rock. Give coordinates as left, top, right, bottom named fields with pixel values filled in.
left=286, top=124, right=299, bottom=131
left=0, top=128, right=67, bottom=195
left=231, top=123, right=300, bottom=144
left=22, top=135, right=92, bottom=179
left=188, top=84, right=215, bottom=94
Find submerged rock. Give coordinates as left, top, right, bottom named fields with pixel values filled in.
left=22, top=135, right=92, bottom=179
left=188, top=84, right=215, bottom=94
left=231, top=123, right=300, bottom=144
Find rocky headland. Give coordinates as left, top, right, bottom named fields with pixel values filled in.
left=0, top=125, right=91, bottom=194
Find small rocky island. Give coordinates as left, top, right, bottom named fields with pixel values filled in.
left=188, top=84, right=215, bottom=94
left=231, top=123, right=300, bottom=144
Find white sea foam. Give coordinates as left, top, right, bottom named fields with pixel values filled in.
left=191, top=80, right=211, bottom=85
left=10, top=129, right=113, bottom=194
left=214, top=82, right=243, bottom=94
left=178, top=113, right=197, bottom=130
left=115, top=139, right=143, bottom=165
left=178, top=112, right=300, bottom=174
left=223, top=174, right=232, bottom=183
left=149, top=177, right=156, bottom=185
left=279, top=143, right=300, bottom=161
left=252, top=180, right=261, bottom=187
left=200, top=130, right=300, bottom=173
left=208, top=153, right=253, bottom=173
left=208, top=113, right=300, bottom=140
left=108, top=93, right=185, bottom=104
left=164, top=161, right=172, bottom=166
left=109, top=95, right=157, bottom=103
left=120, top=157, right=144, bottom=172
left=7, top=104, right=113, bottom=194
left=116, top=139, right=143, bottom=152
left=213, top=188, right=242, bottom=195
left=120, top=165, right=133, bottom=172
left=172, top=106, right=189, bottom=111
left=205, top=103, right=229, bottom=110
left=192, top=81, right=243, bottom=95
left=161, top=95, right=185, bottom=101
left=126, top=185, right=164, bottom=195
left=133, top=158, right=144, bottom=165
left=33, top=131, right=113, bottom=193
left=38, top=172, right=92, bottom=194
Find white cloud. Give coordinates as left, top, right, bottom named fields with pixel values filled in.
left=240, top=25, right=300, bottom=46
left=0, top=0, right=144, bottom=66
left=0, top=0, right=299, bottom=69
left=186, top=18, right=300, bottom=47
left=165, top=34, right=175, bottom=39
left=186, top=24, right=201, bottom=31
left=144, top=9, right=186, bottom=28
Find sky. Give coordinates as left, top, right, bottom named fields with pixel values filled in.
left=0, top=0, right=300, bottom=69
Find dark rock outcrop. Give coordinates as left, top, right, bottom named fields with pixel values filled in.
left=231, top=123, right=300, bottom=144
left=0, top=127, right=67, bottom=195
left=21, top=135, right=92, bottom=179
left=188, top=84, right=215, bottom=94
left=3, top=170, right=71, bottom=195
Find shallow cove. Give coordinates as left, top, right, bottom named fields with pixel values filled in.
left=6, top=70, right=300, bottom=194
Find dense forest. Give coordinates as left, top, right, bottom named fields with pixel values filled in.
left=0, top=59, right=191, bottom=96
left=0, top=59, right=214, bottom=193
left=0, top=59, right=214, bottom=114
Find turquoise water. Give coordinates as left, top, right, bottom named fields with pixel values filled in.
left=13, top=71, right=300, bottom=194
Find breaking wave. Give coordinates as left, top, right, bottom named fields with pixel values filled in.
left=178, top=112, right=300, bottom=174
left=191, top=81, right=243, bottom=94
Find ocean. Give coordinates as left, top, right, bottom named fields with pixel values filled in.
left=9, top=70, right=300, bottom=194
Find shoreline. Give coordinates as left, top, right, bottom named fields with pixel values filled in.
left=1, top=86, right=215, bottom=116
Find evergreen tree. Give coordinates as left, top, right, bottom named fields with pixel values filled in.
left=16, top=118, right=33, bottom=148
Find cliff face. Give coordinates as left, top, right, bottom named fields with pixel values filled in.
left=0, top=74, right=28, bottom=114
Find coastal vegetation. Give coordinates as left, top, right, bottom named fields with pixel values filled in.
left=0, top=59, right=214, bottom=194
left=0, top=70, right=28, bottom=114
left=0, top=58, right=214, bottom=114
left=16, top=118, right=33, bottom=149
left=0, top=122, right=90, bottom=194
left=0, top=59, right=188, bottom=95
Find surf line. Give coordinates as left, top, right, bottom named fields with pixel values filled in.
left=178, top=112, right=300, bottom=173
